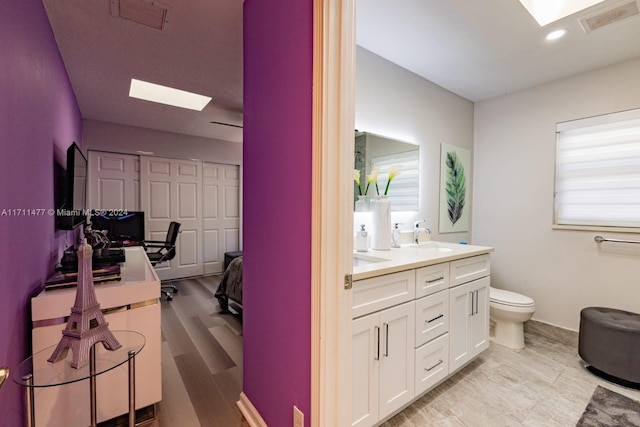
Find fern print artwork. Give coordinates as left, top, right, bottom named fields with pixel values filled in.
left=439, top=143, right=470, bottom=233
left=445, top=151, right=466, bottom=225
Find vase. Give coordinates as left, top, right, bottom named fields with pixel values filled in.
left=355, top=195, right=369, bottom=212
left=371, top=195, right=391, bottom=250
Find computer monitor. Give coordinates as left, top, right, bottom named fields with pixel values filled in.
left=89, top=211, right=145, bottom=245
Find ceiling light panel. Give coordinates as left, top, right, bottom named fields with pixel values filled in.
left=129, top=79, right=212, bottom=111
left=518, top=0, right=607, bottom=26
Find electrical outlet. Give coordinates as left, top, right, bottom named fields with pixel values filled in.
left=293, top=405, right=304, bottom=427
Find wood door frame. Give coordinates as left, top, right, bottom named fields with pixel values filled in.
left=312, top=0, right=355, bottom=426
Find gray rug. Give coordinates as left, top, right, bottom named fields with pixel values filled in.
left=577, top=386, right=640, bottom=426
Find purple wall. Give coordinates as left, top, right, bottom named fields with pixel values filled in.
left=0, top=0, right=82, bottom=424
left=243, top=0, right=313, bottom=425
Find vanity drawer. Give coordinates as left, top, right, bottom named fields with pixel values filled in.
left=450, top=254, right=491, bottom=287
left=353, top=270, right=415, bottom=318
left=415, top=290, right=449, bottom=347
left=414, top=333, right=449, bottom=396
left=415, top=263, right=450, bottom=298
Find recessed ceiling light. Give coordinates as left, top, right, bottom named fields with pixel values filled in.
left=129, top=79, right=211, bottom=111
left=546, top=28, right=568, bottom=40
left=518, top=0, right=606, bottom=26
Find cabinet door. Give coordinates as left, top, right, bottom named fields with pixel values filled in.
left=379, top=301, right=415, bottom=419
left=469, top=277, right=490, bottom=355
left=449, top=281, right=473, bottom=373
left=352, top=313, right=380, bottom=427
left=449, top=277, right=490, bottom=373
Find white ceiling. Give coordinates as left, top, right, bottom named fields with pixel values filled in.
left=356, top=0, right=640, bottom=102
left=43, top=0, right=640, bottom=143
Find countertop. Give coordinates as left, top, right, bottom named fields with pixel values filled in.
left=353, top=241, right=494, bottom=281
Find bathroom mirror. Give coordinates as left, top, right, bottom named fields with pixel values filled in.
left=355, top=131, right=419, bottom=211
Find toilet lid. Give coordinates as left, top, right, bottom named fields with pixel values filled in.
left=490, top=287, right=535, bottom=307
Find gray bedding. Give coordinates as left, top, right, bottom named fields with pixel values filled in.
left=215, top=256, right=243, bottom=312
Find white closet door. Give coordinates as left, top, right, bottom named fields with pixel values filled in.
left=141, top=156, right=203, bottom=280
left=88, top=151, right=140, bottom=211
left=202, top=163, right=241, bottom=274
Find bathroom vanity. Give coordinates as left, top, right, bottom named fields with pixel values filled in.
left=352, top=242, right=493, bottom=427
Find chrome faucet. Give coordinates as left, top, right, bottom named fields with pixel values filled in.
left=413, top=220, right=431, bottom=244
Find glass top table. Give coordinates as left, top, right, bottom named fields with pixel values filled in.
left=13, top=330, right=145, bottom=427
left=14, top=330, right=144, bottom=388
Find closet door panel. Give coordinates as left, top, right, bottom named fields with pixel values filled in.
left=88, top=151, right=139, bottom=211
left=203, top=163, right=240, bottom=274
left=141, top=157, right=203, bottom=279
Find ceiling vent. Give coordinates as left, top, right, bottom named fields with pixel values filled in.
left=110, top=0, right=169, bottom=31
left=580, top=0, right=639, bottom=32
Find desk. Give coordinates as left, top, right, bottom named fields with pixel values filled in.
left=14, top=331, right=144, bottom=427
left=30, top=247, right=161, bottom=426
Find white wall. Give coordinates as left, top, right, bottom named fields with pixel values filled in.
left=82, top=119, right=243, bottom=165
left=473, top=57, right=640, bottom=331
left=355, top=47, right=474, bottom=241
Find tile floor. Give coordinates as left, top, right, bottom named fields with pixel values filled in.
left=382, top=322, right=640, bottom=426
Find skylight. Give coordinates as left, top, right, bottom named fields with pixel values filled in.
left=129, top=79, right=211, bottom=111
left=518, top=0, right=607, bottom=26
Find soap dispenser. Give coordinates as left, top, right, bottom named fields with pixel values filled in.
left=391, top=223, right=402, bottom=248
left=356, top=224, right=368, bottom=252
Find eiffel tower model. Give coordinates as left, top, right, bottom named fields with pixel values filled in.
left=48, top=239, right=121, bottom=369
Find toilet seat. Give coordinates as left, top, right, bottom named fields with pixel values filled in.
left=490, top=287, right=535, bottom=308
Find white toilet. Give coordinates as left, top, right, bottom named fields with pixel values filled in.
left=489, top=287, right=535, bottom=349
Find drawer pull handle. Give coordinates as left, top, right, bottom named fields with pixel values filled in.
left=426, top=276, right=444, bottom=284
left=425, top=359, right=443, bottom=372
left=384, top=323, right=389, bottom=357
left=426, top=314, right=444, bottom=323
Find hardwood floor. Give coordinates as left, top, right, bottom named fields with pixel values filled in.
left=151, top=274, right=248, bottom=427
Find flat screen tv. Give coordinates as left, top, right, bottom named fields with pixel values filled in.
left=89, top=211, right=145, bottom=245
left=56, top=142, right=88, bottom=230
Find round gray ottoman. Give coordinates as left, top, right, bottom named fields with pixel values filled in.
left=579, top=307, right=640, bottom=389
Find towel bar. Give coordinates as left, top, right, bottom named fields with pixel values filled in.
left=594, top=235, right=640, bottom=244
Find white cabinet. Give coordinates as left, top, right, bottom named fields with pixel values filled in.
left=30, top=247, right=161, bottom=426
left=449, top=276, right=490, bottom=373
left=352, top=301, right=415, bottom=427
left=352, top=251, right=491, bottom=426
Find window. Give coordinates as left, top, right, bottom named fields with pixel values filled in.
left=554, top=109, right=640, bottom=230
left=372, top=150, right=420, bottom=211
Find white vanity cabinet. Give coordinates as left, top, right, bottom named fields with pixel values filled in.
left=352, top=246, right=492, bottom=427
left=448, top=255, right=491, bottom=373
left=352, top=272, right=415, bottom=427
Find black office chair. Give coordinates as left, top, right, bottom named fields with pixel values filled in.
left=145, top=221, right=181, bottom=301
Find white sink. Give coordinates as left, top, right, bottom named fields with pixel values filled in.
left=416, top=241, right=461, bottom=252
left=353, top=252, right=390, bottom=266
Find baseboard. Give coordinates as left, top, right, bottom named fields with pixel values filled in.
left=525, top=319, right=578, bottom=347
left=237, top=392, right=268, bottom=427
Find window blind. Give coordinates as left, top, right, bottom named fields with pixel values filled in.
left=372, top=150, right=420, bottom=211
left=555, top=109, right=640, bottom=228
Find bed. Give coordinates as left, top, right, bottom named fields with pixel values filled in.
left=215, top=256, right=243, bottom=314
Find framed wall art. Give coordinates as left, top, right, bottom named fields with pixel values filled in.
left=439, top=143, right=470, bottom=233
